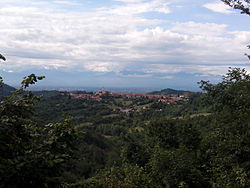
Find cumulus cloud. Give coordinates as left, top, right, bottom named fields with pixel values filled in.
left=100, top=0, right=172, bottom=15
left=203, top=1, right=234, bottom=14
left=52, top=1, right=80, bottom=6
left=0, top=0, right=249, bottom=81
left=142, top=64, right=250, bottom=78
left=171, top=22, right=228, bottom=36
left=115, top=0, right=146, bottom=3
left=84, top=62, right=125, bottom=73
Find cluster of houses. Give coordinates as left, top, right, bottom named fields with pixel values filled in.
left=68, top=93, right=102, bottom=101
left=65, top=90, right=189, bottom=104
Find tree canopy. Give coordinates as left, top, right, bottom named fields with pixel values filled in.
left=0, top=73, right=77, bottom=187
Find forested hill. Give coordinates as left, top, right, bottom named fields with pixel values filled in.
left=148, top=88, right=192, bottom=95
left=0, top=83, right=16, bottom=96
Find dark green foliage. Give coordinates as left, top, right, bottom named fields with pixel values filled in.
left=61, top=129, right=120, bottom=184
left=2, top=68, right=250, bottom=187
left=121, top=132, right=150, bottom=167
left=149, top=147, right=205, bottom=188
left=148, top=88, right=191, bottom=95
left=84, top=163, right=155, bottom=188
left=0, top=75, right=76, bottom=187
left=85, top=68, right=250, bottom=187
left=199, top=68, right=250, bottom=187
left=21, top=74, right=45, bottom=89
left=1, top=6, right=250, bottom=185
left=199, top=68, right=250, bottom=112
left=147, top=120, right=179, bottom=149
left=33, top=94, right=116, bottom=124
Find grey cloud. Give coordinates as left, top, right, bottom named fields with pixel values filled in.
left=0, top=0, right=249, bottom=78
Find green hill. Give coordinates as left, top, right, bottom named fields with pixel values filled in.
left=148, top=88, right=191, bottom=95
left=0, top=83, right=16, bottom=96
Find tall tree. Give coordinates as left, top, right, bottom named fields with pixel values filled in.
left=0, top=70, right=76, bottom=187
left=200, top=68, right=250, bottom=187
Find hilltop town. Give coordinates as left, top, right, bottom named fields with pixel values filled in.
left=66, top=90, right=190, bottom=104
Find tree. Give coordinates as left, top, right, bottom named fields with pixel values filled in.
left=222, top=0, right=250, bottom=15
left=84, top=163, right=155, bottom=188
left=0, top=61, right=76, bottom=187
left=200, top=68, right=250, bottom=187
left=0, top=54, right=5, bottom=87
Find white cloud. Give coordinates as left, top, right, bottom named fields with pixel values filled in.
left=52, top=1, right=80, bottom=6
left=203, top=1, right=234, bottom=14
left=114, top=0, right=146, bottom=3
left=119, top=73, right=153, bottom=78
left=159, top=75, right=174, bottom=80
left=143, top=64, right=250, bottom=77
left=84, top=62, right=125, bottom=73
left=0, top=0, right=248, bottom=79
left=102, top=0, right=172, bottom=15
left=143, top=64, right=182, bottom=74
left=171, top=21, right=228, bottom=36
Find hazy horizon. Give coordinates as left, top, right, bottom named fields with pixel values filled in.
left=9, top=84, right=200, bottom=93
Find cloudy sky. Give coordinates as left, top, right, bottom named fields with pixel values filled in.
left=0, top=0, right=249, bottom=90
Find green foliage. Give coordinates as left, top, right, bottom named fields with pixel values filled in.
left=84, top=68, right=250, bottom=187
left=147, top=119, right=179, bottom=149
left=0, top=74, right=76, bottom=187
left=149, top=146, right=204, bottom=187
left=200, top=68, right=250, bottom=114
left=148, top=88, right=191, bottom=95
left=200, top=67, right=250, bottom=187
left=84, top=163, right=155, bottom=188
left=21, top=74, right=45, bottom=89
left=2, top=67, right=250, bottom=187
left=121, top=132, right=150, bottom=167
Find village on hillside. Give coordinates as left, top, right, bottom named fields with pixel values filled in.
left=64, top=90, right=190, bottom=104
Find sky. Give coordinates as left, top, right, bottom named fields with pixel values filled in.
left=0, top=0, right=249, bottom=90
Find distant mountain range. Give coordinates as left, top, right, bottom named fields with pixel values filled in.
left=0, top=84, right=193, bottom=97
left=148, top=88, right=192, bottom=95
left=0, top=83, right=16, bottom=96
